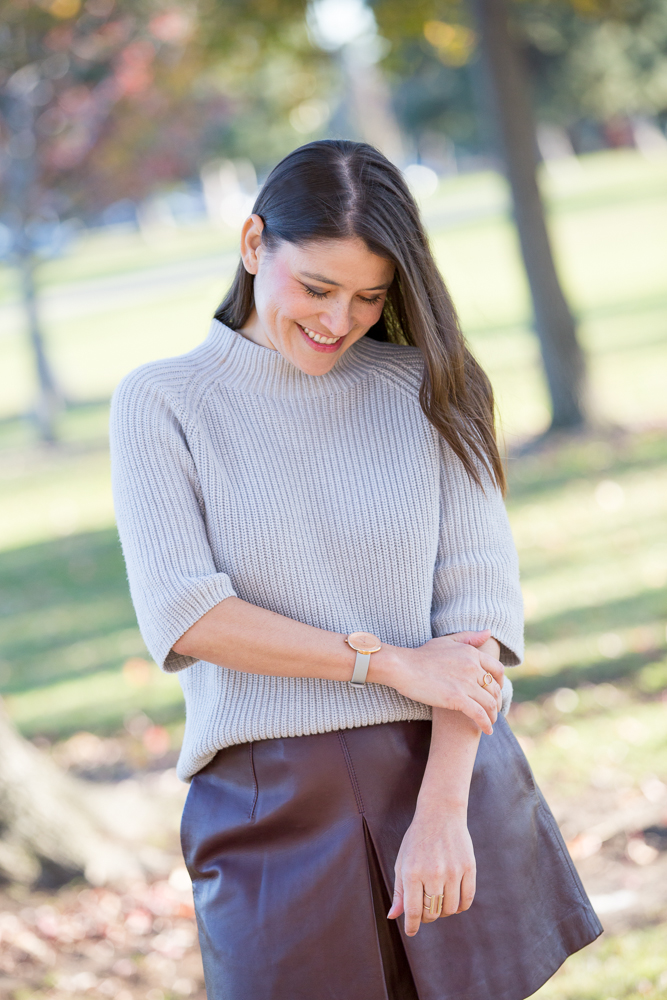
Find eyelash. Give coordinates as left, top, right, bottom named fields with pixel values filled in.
left=304, top=287, right=382, bottom=305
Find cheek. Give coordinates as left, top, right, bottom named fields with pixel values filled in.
left=255, top=274, right=307, bottom=323
left=357, top=301, right=385, bottom=329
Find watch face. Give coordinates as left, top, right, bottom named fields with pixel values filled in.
left=346, top=631, right=382, bottom=654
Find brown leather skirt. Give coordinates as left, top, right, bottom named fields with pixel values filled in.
left=181, top=718, right=602, bottom=1000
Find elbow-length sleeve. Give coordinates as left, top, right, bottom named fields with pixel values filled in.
left=431, top=442, right=524, bottom=667
left=110, top=370, right=237, bottom=672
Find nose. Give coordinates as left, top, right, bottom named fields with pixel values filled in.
left=319, top=298, right=353, bottom=339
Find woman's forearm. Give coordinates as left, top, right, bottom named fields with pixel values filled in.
left=416, top=638, right=500, bottom=816
left=172, top=597, right=505, bottom=733
left=416, top=708, right=481, bottom=817
left=390, top=639, right=500, bottom=934
left=389, top=706, right=481, bottom=934
left=173, top=596, right=364, bottom=682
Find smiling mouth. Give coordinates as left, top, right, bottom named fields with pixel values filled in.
left=297, top=324, right=345, bottom=352
left=302, top=326, right=341, bottom=345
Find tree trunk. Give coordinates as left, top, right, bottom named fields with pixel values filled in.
left=469, top=0, right=587, bottom=430
left=0, top=700, right=143, bottom=887
left=343, top=43, right=405, bottom=165
left=18, top=252, right=61, bottom=443
left=2, top=90, right=62, bottom=442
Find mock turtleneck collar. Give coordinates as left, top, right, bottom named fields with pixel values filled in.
left=200, top=320, right=381, bottom=399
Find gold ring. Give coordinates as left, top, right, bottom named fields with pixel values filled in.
left=423, top=892, right=444, bottom=918
left=481, top=671, right=494, bottom=688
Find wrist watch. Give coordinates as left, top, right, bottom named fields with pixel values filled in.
left=345, top=632, right=382, bottom=688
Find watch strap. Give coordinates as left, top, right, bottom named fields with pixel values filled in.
left=350, top=651, right=371, bottom=688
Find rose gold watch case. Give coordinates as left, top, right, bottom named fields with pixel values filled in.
left=345, top=631, right=382, bottom=654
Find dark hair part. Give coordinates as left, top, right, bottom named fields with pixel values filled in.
left=215, top=139, right=505, bottom=493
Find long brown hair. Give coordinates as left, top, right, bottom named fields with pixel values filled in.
left=215, top=140, right=505, bottom=493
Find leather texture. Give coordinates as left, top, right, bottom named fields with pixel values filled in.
left=181, top=719, right=602, bottom=1000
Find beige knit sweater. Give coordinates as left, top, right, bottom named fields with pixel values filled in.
left=110, top=321, right=523, bottom=780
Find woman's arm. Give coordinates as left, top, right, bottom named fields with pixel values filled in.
left=431, top=442, right=524, bottom=668
left=388, top=636, right=500, bottom=936
left=173, top=597, right=505, bottom=734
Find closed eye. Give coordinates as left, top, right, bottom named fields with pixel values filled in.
left=304, top=286, right=383, bottom=305
left=304, top=286, right=329, bottom=299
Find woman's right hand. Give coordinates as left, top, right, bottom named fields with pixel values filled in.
left=373, top=630, right=504, bottom=735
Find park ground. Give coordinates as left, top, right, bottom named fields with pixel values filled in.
left=0, top=149, right=666, bottom=998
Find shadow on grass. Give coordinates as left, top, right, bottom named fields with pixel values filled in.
left=0, top=528, right=188, bottom=739
left=525, top=589, right=667, bottom=644
left=512, top=650, right=667, bottom=703
left=506, top=428, right=667, bottom=502
left=0, top=527, right=138, bottom=695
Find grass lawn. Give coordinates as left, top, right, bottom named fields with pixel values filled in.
left=0, top=148, right=666, bottom=995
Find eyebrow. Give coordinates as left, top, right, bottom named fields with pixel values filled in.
left=299, top=271, right=392, bottom=291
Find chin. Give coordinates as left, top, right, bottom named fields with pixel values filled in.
left=293, top=352, right=339, bottom=377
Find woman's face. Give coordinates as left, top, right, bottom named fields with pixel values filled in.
left=238, top=215, right=395, bottom=376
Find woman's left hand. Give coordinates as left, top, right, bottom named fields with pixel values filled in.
left=387, top=804, right=476, bottom=937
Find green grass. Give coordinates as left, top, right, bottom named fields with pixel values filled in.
left=0, top=525, right=186, bottom=736
left=533, top=925, right=667, bottom=999
left=0, top=219, right=238, bottom=301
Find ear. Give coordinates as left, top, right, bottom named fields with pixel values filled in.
left=240, top=214, right=265, bottom=275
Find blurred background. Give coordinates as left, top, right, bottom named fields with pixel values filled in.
left=1, top=0, right=666, bottom=996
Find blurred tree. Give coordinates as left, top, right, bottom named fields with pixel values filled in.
left=0, top=0, right=334, bottom=440
left=371, top=0, right=667, bottom=430
left=470, top=0, right=586, bottom=429
left=518, top=0, right=667, bottom=141
left=0, top=0, right=184, bottom=439
left=371, top=0, right=587, bottom=429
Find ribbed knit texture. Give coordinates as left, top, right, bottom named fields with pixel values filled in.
left=110, top=320, right=524, bottom=781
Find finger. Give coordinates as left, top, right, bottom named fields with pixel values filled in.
left=403, top=879, right=424, bottom=937
left=451, top=695, right=493, bottom=734
left=442, top=873, right=461, bottom=917
left=457, top=867, right=477, bottom=914
left=421, top=882, right=444, bottom=923
left=479, top=652, right=504, bottom=687
left=471, top=685, right=499, bottom=725
left=387, top=876, right=404, bottom=920
left=448, top=629, right=491, bottom=647
left=478, top=673, right=503, bottom=711
left=457, top=696, right=494, bottom=735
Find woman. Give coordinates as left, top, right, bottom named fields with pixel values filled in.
left=110, top=140, right=601, bottom=1000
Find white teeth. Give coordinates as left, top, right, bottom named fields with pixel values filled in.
left=303, top=326, right=339, bottom=345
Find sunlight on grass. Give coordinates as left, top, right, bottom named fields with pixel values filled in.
left=0, top=446, right=115, bottom=551
left=532, top=925, right=667, bottom=999
left=0, top=220, right=238, bottom=300
left=513, top=696, right=667, bottom=799
left=3, top=662, right=184, bottom=738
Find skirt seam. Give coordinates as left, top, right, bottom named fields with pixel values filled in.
left=248, top=743, right=258, bottom=822
left=337, top=731, right=365, bottom=814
